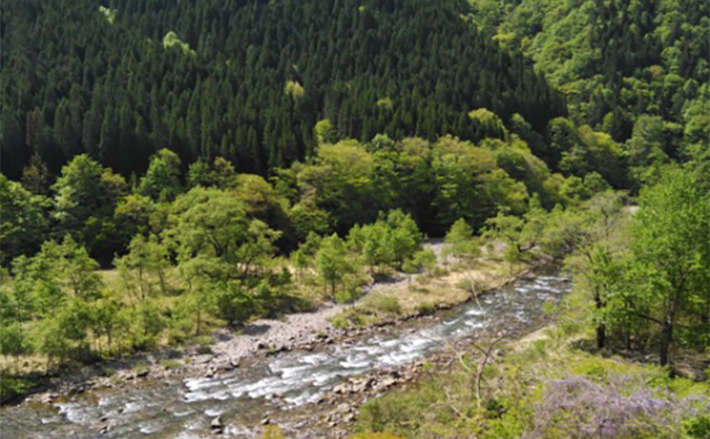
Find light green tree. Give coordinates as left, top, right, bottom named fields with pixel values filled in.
left=138, top=149, right=182, bottom=202
left=444, top=218, right=481, bottom=265
left=114, top=234, right=170, bottom=302
left=622, top=170, right=709, bottom=365
left=315, top=234, right=352, bottom=298
left=0, top=174, right=48, bottom=264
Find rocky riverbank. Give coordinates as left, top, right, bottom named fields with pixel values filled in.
left=20, top=260, right=537, bottom=410
left=0, top=268, right=571, bottom=439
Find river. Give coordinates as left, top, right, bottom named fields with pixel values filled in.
left=0, top=270, right=570, bottom=438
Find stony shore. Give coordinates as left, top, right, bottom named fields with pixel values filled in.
left=21, top=261, right=534, bottom=414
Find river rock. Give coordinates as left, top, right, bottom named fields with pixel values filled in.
left=210, top=415, right=224, bottom=429
left=349, top=377, right=374, bottom=393
left=194, top=354, right=213, bottom=364
left=332, top=383, right=349, bottom=395
left=378, top=375, right=397, bottom=389
left=68, top=385, right=86, bottom=395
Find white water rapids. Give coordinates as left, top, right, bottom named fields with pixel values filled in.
left=0, top=272, right=570, bottom=438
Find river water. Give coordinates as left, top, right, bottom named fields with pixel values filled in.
left=0, top=271, right=570, bottom=438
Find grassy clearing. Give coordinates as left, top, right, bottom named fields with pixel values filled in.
left=329, top=251, right=528, bottom=329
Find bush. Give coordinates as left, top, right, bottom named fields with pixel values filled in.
left=0, top=378, right=35, bottom=404
left=158, top=359, right=182, bottom=370
left=195, top=335, right=213, bottom=354
left=350, top=433, right=404, bottom=439
left=356, top=383, right=441, bottom=436
left=330, top=308, right=367, bottom=329
left=365, top=293, right=402, bottom=317
left=685, top=415, right=710, bottom=439
left=335, top=286, right=362, bottom=305
left=456, top=277, right=485, bottom=294
left=213, top=281, right=258, bottom=326
left=416, top=302, right=436, bottom=316
left=260, top=425, right=286, bottom=439
left=133, top=362, right=150, bottom=376
left=528, top=375, right=694, bottom=439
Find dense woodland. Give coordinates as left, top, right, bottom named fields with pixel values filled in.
left=0, top=0, right=709, bottom=435
left=1, top=0, right=564, bottom=179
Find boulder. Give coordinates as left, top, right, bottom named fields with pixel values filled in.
left=332, top=383, right=350, bottom=395
left=210, top=416, right=224, bottom=430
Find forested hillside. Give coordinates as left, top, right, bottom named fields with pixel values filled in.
left=1, top=0, right=564, bottom=179
left=469, top=0, right=709, bottom=183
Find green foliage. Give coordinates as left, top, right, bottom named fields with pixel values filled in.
left=0, top=378, right=35, bottom=404
left=1, top=0, right=563, bottom=181
left=315, top=234, right=352, bottom=297
left=314, top=119, right=337, bottom=145
left=98, top=6, right=115, bottom=24
left=284, top=80, right=305, bottom=101
left=259, top=425, right=287, bottom=439
left=444, top=219, right=482, bottom=265
left=114, top=234, right=169, bottom=302
left=187, top=157, right=238, bottom=189
left=348, top=210, right=423, bottom=271
left=620, top=170, right=709, bottom=364
left=468, top=108, right=509, bottom=141
left=363, top=293, right=402, bottom=317
left=402, top=249, right=437, bottom=275
left=162, top=31, right=195, bottom=56
left=138, top=149, right=182, bottom=202
left=356, top=380, right=441, bottom=436
left=0, top=175, right=48, bottom=264
left=415, top=301, right=436, bottom=316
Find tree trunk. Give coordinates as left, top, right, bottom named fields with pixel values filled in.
left=594, top=291, right=605, bottom=349
left=660, top=321, right=673, bottom=366
left=196, top=309, right=202, bottom=336
left=158, top=271, right=167, bottom=295
left=596, top=324, right=606, bottom=350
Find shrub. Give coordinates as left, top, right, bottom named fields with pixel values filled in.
left=335, top=286, right=362, bottom=305
left=260, top=425, right=286, bottom=439
left=0, top=378, right=35, bottom=404
left=330, top=308, right=368, bottom=329
left=365, top=294, right=402, bottom=317
left=416, top=302, right=436, bottom=316
left=527, top=375, right=692, bottom=438
left=195, top=335, right=213, bottom=354
left=685, top=415, right=710, bottom=439
left=133, top=362, right=150, bottom=376
left=159, top=359, right=182, bottom=370
left=456, top=277, right=485, bottom=294
left=350, top=433, right=404, bottom=439
left=356, top=387, right=437, bottom=435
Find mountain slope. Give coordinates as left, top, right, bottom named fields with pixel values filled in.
left=0, top=0, right=564, bottom=178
